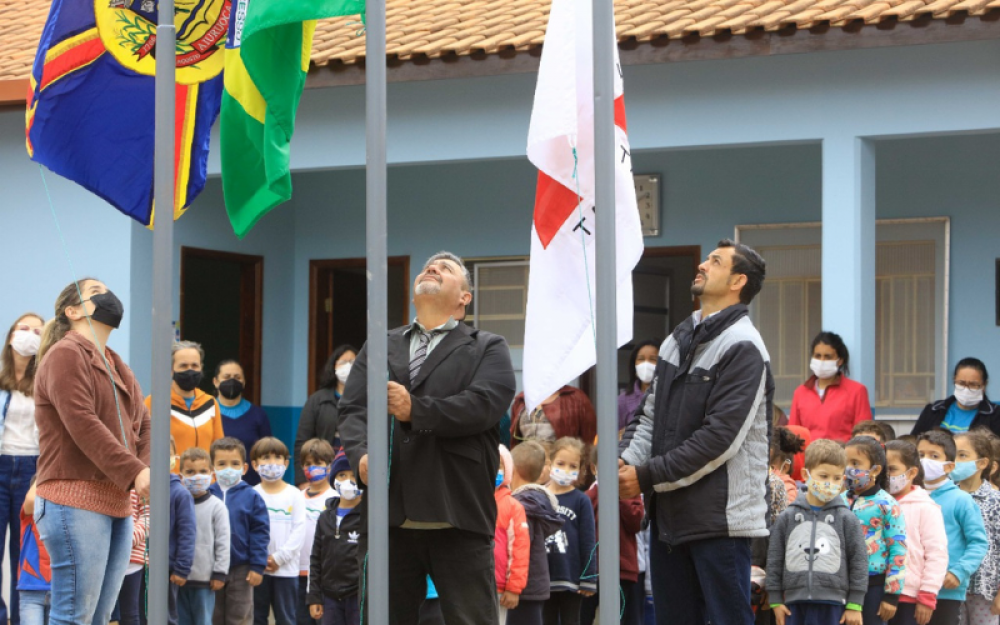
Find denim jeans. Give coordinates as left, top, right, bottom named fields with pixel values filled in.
left=0, top=454, right=38, bottom=625
left=118, top=569, right=147, bottom=625
left=34, top=496, right=134, bottom=625
left=18, top=590, right=49, bottom=625
left=322, top=595, right=360, bottom=625
left=298, top=576, right=317, bottom=625
left=649, top=520, right=753, bottom=625
left=179, top=586, right=216, bottom=625
left=254, top=575, right=297, bottom=625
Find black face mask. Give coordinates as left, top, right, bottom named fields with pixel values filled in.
left=218, top=379, right=244, bottom=400
left=173, top=369, right=203, bottom=392
left=86, top=290, right=124, bottom=329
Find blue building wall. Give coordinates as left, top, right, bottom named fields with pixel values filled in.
left=3, top=38, right=999, bottom=448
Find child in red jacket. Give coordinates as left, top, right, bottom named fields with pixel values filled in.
left=496, top=445, right=531, bottom=625
left=580, top=446, right=645, bottom=625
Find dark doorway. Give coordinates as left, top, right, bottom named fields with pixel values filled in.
left=179, top=247, right=264, bottom=403
left=308, top=257, right=410, bottom=395
left=580, top=245, right=700, bottom=398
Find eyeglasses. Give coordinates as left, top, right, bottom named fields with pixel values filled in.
left=16, top=325, right=42, bottom=336
left=955, top=381, right=985, bottom=392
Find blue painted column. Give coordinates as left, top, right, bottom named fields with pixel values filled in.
left=822, top=136, right=877, bottom=402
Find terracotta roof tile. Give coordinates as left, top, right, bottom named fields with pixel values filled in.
left=0, top=0, right=994, bottom=82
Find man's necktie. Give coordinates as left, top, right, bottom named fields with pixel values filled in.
left=410, top=331, right=434, bottom=384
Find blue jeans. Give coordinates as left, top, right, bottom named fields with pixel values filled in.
left=179, top=586, right=216, bottom=625
left=254, top=575, right=297, bottom=625
left=118, top=569, right=146, bottom=625
left=0, top=454, right=38, bottom=625
left=649, top=520, right=753, bottom=625
left=18, top=590, right=50, bottom=625
left=863, top=584, right=887, bottom=625
left=34, top=496, right=134, bottom=625
left=298, top=576, right=317, bottom=625
left=322, top=595, right=359, bottom=625
left=786, top=603, right=844, bottom=625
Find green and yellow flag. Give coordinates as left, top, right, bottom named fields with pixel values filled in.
left=221, top=0, right=364, bottom=238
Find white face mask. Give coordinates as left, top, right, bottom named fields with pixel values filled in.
left=335, top=363, right=353, bottom=384
left=550, top=467, right=579, bottom=487
left=955, top=386, right=984, bottom=408
left=921, top=458, right=950, bottom=487
left=810, top=359, right=839, bottom=380
left=635, top=362, right=656, bottom=385
left=335, top=478, right=361, bottom=500
left=10, top=331, right=40, bottom=358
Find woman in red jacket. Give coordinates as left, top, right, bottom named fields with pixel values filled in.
left=789, top=331, right=873, bottom=442
left=510, top=386, right=597, bottom=449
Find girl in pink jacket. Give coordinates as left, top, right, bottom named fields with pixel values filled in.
left=885, top=440, right=949, bottom=625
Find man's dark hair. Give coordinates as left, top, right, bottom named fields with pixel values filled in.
left=955, top=357, right=989, bottom=386
left=717, top=239, right=765, bottom=305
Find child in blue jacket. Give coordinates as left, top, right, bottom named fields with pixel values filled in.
left=209, top=437, right=270, bottom=625
left=917, top=430, right=988, bottom=625
left=170, top=436, right=197, bottom=625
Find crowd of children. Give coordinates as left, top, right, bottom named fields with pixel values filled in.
left=764, top=420, right=1000, bottom=625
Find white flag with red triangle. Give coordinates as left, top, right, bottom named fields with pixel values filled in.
left=522, top=0, right=644, bottom=412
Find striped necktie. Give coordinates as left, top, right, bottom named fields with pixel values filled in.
left=410, top=330, right=436, bottom=385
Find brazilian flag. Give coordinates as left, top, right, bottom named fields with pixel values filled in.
left=221, top=0, right=363, bottom=238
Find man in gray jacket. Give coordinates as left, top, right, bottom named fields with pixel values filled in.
left=619, top=239, right=773, bottom=625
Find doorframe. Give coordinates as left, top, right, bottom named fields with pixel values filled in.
left=179, top=246, right=264, bottom=404
left=578, top=244, right=701, bottom=400
left=307, top=256, right=411, bottom=395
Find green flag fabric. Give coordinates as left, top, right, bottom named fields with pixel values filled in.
left=221, top=0, right=364, bottom=238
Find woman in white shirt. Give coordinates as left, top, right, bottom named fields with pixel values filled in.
left=0, top=312, right=44, bottom=625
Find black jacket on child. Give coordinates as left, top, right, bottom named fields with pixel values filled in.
left=513, top=484, right=564, bottom=601
left=308, top=496, right=363, bottom=603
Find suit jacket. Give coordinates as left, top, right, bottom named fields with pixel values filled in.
left=339, top=322, right=516, bottom=537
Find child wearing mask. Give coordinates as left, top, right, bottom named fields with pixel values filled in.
left=771, top=427, right=806, bottom=506
left=210, top=437, right=270, bottom=625
left=252, top=437, right=306, bottom=625
left=844, top=436, right=907, bottom=625
left=298, top=439, right=336, bottom=624
left=510, top=441, right=565, bottom=625
left=178, top=447, right=231, bottom=625
left=171, top=436, right=198, bottom=625
left=544, top=438, right=596, bottom=625
left=767, top=439, right=867, bottom=625
left=884, top=440, right=948, bottom=625
left=917, top=429, right=988, bottom=625
left=307, top=452, right=363, bottom=625
left=580, top=446, right=644, bottom=625
left=496, top=445, right=530, bottom=625
left=952, top=431, right=1000, bottom=624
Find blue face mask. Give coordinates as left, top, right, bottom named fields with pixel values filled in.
left=950, top=460, right=981, bottom=483
left=495, top=471, right=504, bottom=488
left=305, top=465, right=330, bottom=483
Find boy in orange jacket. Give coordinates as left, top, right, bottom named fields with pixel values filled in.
left=496, top=445, right=530, bottom=625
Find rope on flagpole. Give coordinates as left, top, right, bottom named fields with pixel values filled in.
left=571, top=147, right=598, bottom=350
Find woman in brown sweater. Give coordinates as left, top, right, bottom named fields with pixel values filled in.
left=33, top=278, right=150, bottom=625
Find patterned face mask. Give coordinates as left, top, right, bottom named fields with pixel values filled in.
left=805, top=471, right=841, bottom=503
left=844, top=467, right=874, bottom=492
left=888, top=473, right=910, bottom=495
left=257, top=463, right=286, bottom=482
left=181, top=473, right=213, bottom=494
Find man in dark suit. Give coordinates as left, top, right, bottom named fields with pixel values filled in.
left=339, top=251, right=517, bottom=625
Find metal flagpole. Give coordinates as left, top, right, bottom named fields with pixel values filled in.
left=149, top=0, right=176, bottom=621
left=365, top=0, right=389, bottom=623
left=593, top=0, right=621, bottom=624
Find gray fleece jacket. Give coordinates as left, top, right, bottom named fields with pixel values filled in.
left=766, top=492, right=867, bottom=608
left=187, top=492, right=231, bottom=587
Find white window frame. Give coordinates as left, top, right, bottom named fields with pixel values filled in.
left=735, top=217, right=950, bottom=414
